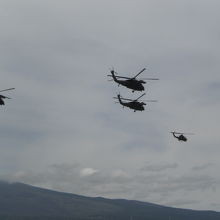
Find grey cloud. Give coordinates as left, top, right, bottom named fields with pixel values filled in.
left=140, top=163, right=178, bottom=172
left=0, top=163, right=134, bottom=198
left=165, top=199, right=199, bottom=207
left=153, top=175, right=220, bottom=194
left=192, top=163, right=214, bottom=171
left=211, top=203, right=220, bottom=210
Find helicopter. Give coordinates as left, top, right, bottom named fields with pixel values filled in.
left=0, top=88, right=15, bottom=105
left=108, top=68, right=159, bottom=92
left=171, top=132, right=194, bottom=142
left=113, top=93, right=157, bottom=112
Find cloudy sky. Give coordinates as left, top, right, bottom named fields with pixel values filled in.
left=1, top=0, right=220, bottom=211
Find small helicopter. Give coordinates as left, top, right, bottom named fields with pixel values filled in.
left=108, top=68, right=159, bottom=92
left=0, top=88, right=15, bottom=105
left=113, top=93, right=157, bottom=112
left=171, top=132, right=194, bottom=142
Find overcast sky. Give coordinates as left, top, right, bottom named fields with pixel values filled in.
left=1, top=0, right=220, bottom=211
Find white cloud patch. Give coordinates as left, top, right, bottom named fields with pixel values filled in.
left=80, top=168, right=99, bottom=177
left=112, top=170, right=130, bottom=178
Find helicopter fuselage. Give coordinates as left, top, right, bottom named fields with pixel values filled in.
left=0, top=95, right=7, bottom=105
left=0, top=88, right=14, bottom=106
left=110, top=71, right=145, bottom=92
left=118, top=97, right=145, bottom=111
left=117, top=79, right=145, bottom=91
left=178, top=135, right=187, bottom=142
left=172, top=132, right=187, bottom=142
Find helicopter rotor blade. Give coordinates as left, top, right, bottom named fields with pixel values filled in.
left=115, top=76, right=131, bottom=79
left=181, top=133, right=195, bottom=135
left=133, top=68, right=146, bottom=79
left=0, top=88, right=15, bottom=93
left=170, top=132, right=194, bottom=135
left=145, top=100, right=158, bottom=102
left=135, top=93, right=146, bottom=101
left=0, top=95, right=11, bottom=99
left=107, top=75, right=131, bottom=80
left=140, top=78, right=159, bottom=80
left=113, top=96, right=133, bottom=101
left=120, top=97, right=133, bottom=101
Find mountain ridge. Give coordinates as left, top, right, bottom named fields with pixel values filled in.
left=0, top=181, right=219, bottom=220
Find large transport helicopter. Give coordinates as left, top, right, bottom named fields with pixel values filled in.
left=171, top=132, right=194, bottom=142
left=0, top=88, right=15, bottom=105
left=113, top=93, right=157, bottom=112
left=108, top=68, right=159, bottom=92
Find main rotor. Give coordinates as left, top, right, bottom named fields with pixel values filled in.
left=108, top=67, right=159, bottom=82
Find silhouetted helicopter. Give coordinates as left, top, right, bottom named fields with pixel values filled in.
left=108, top=68, right=159, bottom=92
left=0, top=88, right=15, bottom=105
left=171, top=132, right=194, bottom=142
left=113, top=93, right=157, bottom=112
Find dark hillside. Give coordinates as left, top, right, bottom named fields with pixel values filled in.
left=0, top=181, right=219, bottom=220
